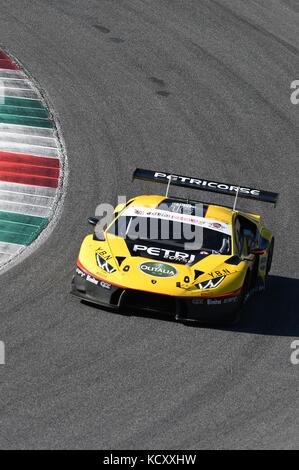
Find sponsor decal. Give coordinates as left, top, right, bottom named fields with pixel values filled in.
left=76, top=267, right=86, bottom=278
left=208, top=268, right=231, bottom=278
left=165, top=201, right=195, bottom=214
left=223, top=296, right=239, bottom=304
left=123, top=206, right=231, bottom=235
left=76, top=267, right=101, bottom=285
left=153, top=172, right=261, bottom=197
left=100, top=281, right=112, bottom=290
left=158, top=199, right=207, bottom=216
left=192, top=298, right=205, bottom=305
left=133, top=244, right=195, bottom=264
left=139, top=261, right=178, bottom=278
left=86, top=274, right=98, bottom=285
left=207, top=299, right=222, bottom=305
left=96, top=247, right=113, bottom=261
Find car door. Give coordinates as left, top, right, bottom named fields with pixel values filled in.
left=234, top=215, right=259, bottom=288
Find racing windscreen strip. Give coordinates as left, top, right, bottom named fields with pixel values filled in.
left=133, top=169, right=279, bottom=205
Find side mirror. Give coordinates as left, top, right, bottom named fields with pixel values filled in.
left=88, top=217, right=99, bottom=226
left=250, top=247, right=266, bottom=256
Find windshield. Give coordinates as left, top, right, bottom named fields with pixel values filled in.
left=108, top=214, right=231, bottom=254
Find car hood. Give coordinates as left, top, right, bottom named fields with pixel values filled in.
left=105, top=235, right=240, bottom=283
left=77, top=234, right=244, bottom=296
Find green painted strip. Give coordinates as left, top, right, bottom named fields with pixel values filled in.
left=0, top=114, right=53, bottom=128
left=0, top=211, right=48, bottom=245
left=3, top=96, right=45, bottom=109
left=0, top=105, right=49, bottom=119
left=0, top=231, right=35, bottom=245
left=0, top=211, right=47, bottom=225
left=0, top=221, right=39, bottom=235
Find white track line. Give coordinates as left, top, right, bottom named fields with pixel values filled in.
left=0, top=79, right=33, bottom=89
left=0, top=181, right=56, bottom=197
left=0, top=90, right=40, bottom=99
left=0, top=123, right=56, bottom=138
left=0, top=70, right=25, bottom=78
left=0, top=252, right=21, bottom=263
left=0, top=241, right=24, bottom=254
left=0, top=201, right=51, bottom=218
left=0, top=133, right=57, bottom=147
left=0, top=190, right=54, bottom=207
left=0, top=142, right=59, bottom=157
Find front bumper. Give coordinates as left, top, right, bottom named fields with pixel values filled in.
left=71, top=268, right=242, bottom=322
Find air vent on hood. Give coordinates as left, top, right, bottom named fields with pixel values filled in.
left=116, top=256, right=126, bottom=266
left=225, top=256, right=241, bottom=265
left=194, top=270, right=204, bottom=281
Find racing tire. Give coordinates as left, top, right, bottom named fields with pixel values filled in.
left=222, top=308, right=241, bottom=326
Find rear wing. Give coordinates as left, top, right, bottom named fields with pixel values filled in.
left=133, top=169, right=279, bottom=206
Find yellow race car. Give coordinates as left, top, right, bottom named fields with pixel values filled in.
left=71, top=169, right=278, bottom=324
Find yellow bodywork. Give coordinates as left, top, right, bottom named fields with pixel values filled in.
left=76, top=194, right=273, bottom=299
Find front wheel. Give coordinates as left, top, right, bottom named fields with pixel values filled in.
left=225, top=272, right=251, bottom=324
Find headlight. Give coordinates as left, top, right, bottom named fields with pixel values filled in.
left=196, top=275, right=225, bottom=289
left=96, top=253, right=116, bottom=273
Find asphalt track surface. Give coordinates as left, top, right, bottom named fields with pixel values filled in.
left=0, top=0, right=299, bottom=449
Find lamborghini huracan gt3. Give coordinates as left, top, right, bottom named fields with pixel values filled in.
left=71, top=169, right=278, bottom=323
